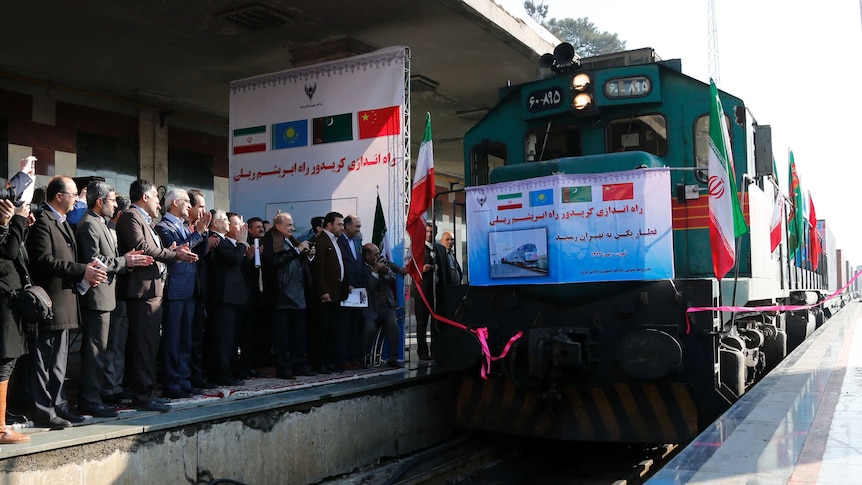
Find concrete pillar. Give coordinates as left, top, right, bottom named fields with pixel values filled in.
left=139, top=108, right=168, bottom=187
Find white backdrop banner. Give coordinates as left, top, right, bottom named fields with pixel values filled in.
left=229, top=46, right=407, bottom=258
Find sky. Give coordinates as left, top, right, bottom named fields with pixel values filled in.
left=498, top=0, right=862, bottom=264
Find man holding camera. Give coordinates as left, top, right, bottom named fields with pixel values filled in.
left=361, top=243, right=406, bottom=368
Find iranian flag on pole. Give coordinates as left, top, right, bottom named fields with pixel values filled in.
left=406, top=113, right=435, bottom=282
left=707, top=80, right=748, bottom=279
left=769, top=191, right=783, bottom=253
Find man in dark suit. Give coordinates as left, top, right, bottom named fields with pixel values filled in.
left=75, top=181, right=153, bottom=418
left=26, top=176, right=108, bottom=428
left=186, top=189, right=213, bottom=389
left=236, top=216, right=266, bottom=378
left=205, top=211, right=249, bottom=385
left=117, top=179, right=198, bottom=412
left=411, top=222, right=446, bottom=360
left=337, top=214, right=365, bottom=368
left=309, top=211, right=349, bottom=373
left=440, top=231, right=463, bottom=286
left=154, top=188, right=207, bottom=398
left=361, top=243, right=406, bottom=368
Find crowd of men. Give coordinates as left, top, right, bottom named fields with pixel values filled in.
left=0, top=166, right=463, bottom=440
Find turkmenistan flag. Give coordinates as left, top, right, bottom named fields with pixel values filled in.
left=787, top=151, right=805, bottom=257
left=313, top=113, right=353, bottom=144
left=561, top=185, right=592, bottom=203
left=707, top=80, right=748, bottom=279
left=232, top=126, right=267, bottom=154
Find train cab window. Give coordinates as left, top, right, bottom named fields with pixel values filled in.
left=694, top=114, right=733, bottom=170
left=606, top=114, right=668, bottom=155
left=471, top=140, right=507, bottom=186
left=524, top=124, right=581, bottom=161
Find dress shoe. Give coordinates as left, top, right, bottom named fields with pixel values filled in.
left=56, top=407, right=85, bottom=423
left=276, top=371, right=295, bottom=380
left=351, top=359, right=368, bottom=369
left=79, top=405, right=119, bottom=418
left=294, top=366, right=318, bottom=377
left=0, top=426, right=30, bottom=444
left=5, top=411, right=30, bottom=425
left=133, top=400, right=171, bottom=413
left=316, top=365, right=332, bottom=375
left=418, top=352, right=432, bottom=361
left=38, top=416, right=73, bottom=430
left=249, top=369, right=267, bottom=378
left=163, top=389, right=193, bottom=399
left=387, top=360, right=403, bottom=369
left=232, top=370, right=249, bottom=380
left=336, top=362, right=358, bottom=371
left=191, top=379, right=217, bottom=390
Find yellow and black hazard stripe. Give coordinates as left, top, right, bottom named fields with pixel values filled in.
left=457, top=376, right=698, bottom=442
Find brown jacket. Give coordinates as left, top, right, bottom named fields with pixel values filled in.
left=116, top=207, right=177, bottom=300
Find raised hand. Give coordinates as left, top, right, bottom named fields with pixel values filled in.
left=175, top=242, right=198, bottom=263
left=195, top=210, right=212, bottom=233
left=124, top=249, right=154, bottom=267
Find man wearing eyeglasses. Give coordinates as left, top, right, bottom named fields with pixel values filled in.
left=27, top=176, right=108, bottom=429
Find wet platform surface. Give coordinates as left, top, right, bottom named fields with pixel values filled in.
left=649, top=300, right=862, bottom=485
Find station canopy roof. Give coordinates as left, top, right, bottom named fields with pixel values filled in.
left=1, top=0, right=556, bottom=182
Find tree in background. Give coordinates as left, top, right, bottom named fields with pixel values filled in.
left=524, top=1, right=626, bottom=57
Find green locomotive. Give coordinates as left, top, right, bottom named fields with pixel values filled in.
left=434, top=44, right=832, bottom=443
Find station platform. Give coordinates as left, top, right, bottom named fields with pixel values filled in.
left=0, top=352, right=456, bottom=484
left=649, top=299, right=862, bottom=485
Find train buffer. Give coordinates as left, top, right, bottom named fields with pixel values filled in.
left=649, top=299, right=862, bottom=484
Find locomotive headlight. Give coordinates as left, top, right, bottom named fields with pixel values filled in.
left=571, top=73, right=591, bottom=91
left=573, top=92, right=593, bottom=110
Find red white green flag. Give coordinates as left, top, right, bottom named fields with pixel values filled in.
left=808, top=191, right=821, bottom=270
left=707, top=80, right=748, bottom=279
left=406, top=113, right=435, bottom=281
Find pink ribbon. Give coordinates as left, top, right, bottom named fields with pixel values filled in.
left=412, top=283, right=523, bottom=379
left=685, top=268, right=862, bottom=333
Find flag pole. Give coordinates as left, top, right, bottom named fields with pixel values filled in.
left=727, top=176, right=750, bottom=331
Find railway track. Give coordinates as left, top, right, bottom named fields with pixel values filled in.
left=323, top=433, right=680, bottom=485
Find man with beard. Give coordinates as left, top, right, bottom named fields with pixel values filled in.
left=117, top=179, right=198, bottom=412
left=27, top=176, right=108, bottom=428
left=76, top=181, right=153, bottom=418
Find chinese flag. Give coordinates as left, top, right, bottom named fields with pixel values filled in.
left=602, top=182, right=634, bottom=201
left=358, top=106, right=401, bottom=139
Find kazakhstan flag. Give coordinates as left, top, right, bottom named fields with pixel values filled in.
left=272, top=120, right=308, bottom=150
left=529, top=188, right=554, bottom=207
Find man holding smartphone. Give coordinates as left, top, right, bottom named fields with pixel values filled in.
left=76, top=181, right=153, bottom=418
